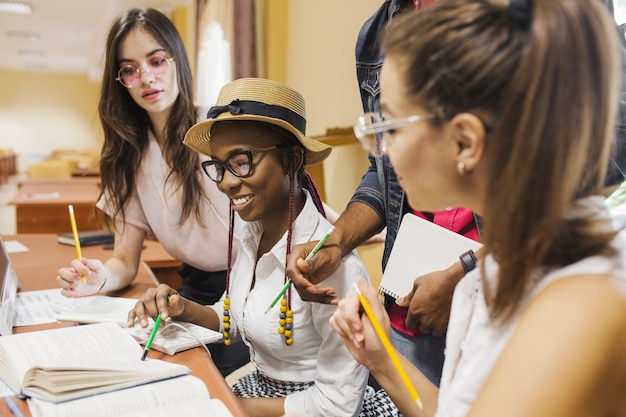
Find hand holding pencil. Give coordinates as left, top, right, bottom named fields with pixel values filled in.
left=329, top=276, right=423, bottom=410
left=58, top=205, right=111, bottom=297
left=266, top=226, right=335, bottom=313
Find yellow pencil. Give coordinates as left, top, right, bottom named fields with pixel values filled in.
left=68, top=205, right=85, bottom=282
left=354, top=283, right=423, bottom=410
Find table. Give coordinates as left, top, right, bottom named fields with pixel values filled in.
left=0, top=234, right=247, bottom=417
left=9, top=178, right=103, bottom=233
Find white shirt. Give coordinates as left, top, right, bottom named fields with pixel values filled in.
left=436, top=197, right=626, bottom=416
left=97, top=129, right=239, bottom=272
left=210, top=192, right=370, bottom=417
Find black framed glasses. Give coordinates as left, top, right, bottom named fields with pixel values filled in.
left=201, top=145, right=284, bottom=183
left=116, top=54, right=174, bottom=88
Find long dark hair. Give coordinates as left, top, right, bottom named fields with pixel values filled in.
left=98, top=8, right=204, bottom=228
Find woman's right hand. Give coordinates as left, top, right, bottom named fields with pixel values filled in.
left=329, top=276, right=391, bottom=373
left=57, top=257, right=108, bottom=298
left=286, top=240, right=342, bottom=304
left=128, top=283, right=185, bottom=328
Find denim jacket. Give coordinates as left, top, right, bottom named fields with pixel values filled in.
left=350, top=0, right=415, bottom=269
left=350, top=0, right=626, bottom=270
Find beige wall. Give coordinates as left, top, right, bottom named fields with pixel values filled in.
left=286, top=0, right=381, bottom=212
left=0, top=71, right=102, bottom=173
left=284, top=0, right=385, bottom=283
left=0, top=6, right=193, bottom=176
left=0, top=1, right=380, bottom=208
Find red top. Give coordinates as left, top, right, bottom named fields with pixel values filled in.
left=389, top=208, right=480, bottom=337
left=414, top=0, right=436, bottom=9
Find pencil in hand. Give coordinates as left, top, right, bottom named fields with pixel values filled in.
left=67, top=204, right=85, bottom=282
left=354, top=282, right=423, bottom=410
left=265, top=226, right=335, bottom=313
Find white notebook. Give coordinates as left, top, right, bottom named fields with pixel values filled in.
left=378, top=213, right=483, bottom=299
left=52, top=295, right=223, bottom=355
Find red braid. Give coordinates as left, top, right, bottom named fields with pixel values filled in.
left=302, top=170, right=326, bottom=218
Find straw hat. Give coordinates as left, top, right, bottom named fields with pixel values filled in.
left=184, top=78, right=332, bottom=165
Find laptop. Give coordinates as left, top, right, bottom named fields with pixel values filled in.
left=0, top=235, right=19, bottom=335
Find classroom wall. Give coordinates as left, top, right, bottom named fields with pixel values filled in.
left=285, top=0, right=381, bottom=211
left=0, top=6, right=193, bottom=176
left=0, top=71, right=103, bottom=173
left=0, top=0, right=380, bottom=211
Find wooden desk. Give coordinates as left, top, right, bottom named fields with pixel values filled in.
left=3, top=234, right=181, bottom=285
left=0, top=234, right=247, bottom=417
left=9, top=178, right=103, bottom=233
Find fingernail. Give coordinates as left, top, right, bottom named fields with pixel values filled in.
left=396, top=296, right=404, bottom=304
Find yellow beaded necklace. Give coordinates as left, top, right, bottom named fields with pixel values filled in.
left=222, top=208, right=235, bottom=346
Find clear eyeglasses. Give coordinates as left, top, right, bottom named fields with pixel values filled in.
left=201, top=145, right=284, bottom=183
left=353, top=112, right=436, bottom=157
left=116, top=54, right=174, bottom=88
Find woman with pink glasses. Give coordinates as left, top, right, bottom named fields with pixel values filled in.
left=56, top=8, right=249, bottom=377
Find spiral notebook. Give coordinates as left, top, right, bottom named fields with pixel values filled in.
left=378, top=213, right=483, bottom=299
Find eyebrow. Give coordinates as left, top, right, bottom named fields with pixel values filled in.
left=118, top=48, right=168, bottom=65
left=210, top=147, right=251, bottom=162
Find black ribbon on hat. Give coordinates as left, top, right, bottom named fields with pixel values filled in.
left=507, top=0, right=532, bottom=28
left=206, top=99, right=306, bottom=135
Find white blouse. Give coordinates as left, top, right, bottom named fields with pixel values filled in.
left=436, top=197, right=626, bottom=416
left=210, top=192, right=370, bottom=417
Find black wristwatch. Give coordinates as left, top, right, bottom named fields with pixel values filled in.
left=459, top=250, right=477, bottom=273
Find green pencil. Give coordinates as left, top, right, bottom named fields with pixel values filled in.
left=265, top=225, right=335, bottom=313
left=141, top=314, right=162, bottom=360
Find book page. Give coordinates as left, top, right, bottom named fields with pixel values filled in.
left=52, top=296, right=138, bottom=327
left=0, top=323, right=141, bottom=392
left=22, top=358, right=189, bottom=402
left=27, top=375, right=221, bottom=417
left=0, top=380, right=14, bottom=398
left=14, top=289, right=82, bottom=326
left=116, top=398, right=234, bottom=417
left=126, top=320, right=223, bottom=355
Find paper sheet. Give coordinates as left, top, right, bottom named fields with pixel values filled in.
left=13, top=289, right=93, bottom=326
left=0, top=380, right=15, bottom=398
left=4, top=240, right=29, bottom=253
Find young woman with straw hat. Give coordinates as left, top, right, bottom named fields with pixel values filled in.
left=128, top=78, right=396, bottom=417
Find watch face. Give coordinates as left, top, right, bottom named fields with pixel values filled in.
left=460, top=250, right=477, bottom=273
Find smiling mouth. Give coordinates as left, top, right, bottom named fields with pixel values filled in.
left=231, top=195, right=253, bottom=206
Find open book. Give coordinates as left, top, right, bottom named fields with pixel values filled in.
left=379, top=213, right=483, bottom=299
left=27, top=375, right=233, bottom=417
left=51, top=295, right=223, bottom=354
left=126, top=320, right=223, bottom=355
left=0, top=322, right=190, bottom=403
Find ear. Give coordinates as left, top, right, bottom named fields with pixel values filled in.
left=288, top=146, right=305, bottom=173
left=449, top=112, right=486, bottom=174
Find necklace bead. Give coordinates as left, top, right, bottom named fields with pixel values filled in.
left=277, top=297, right=294, bottom=345
left=223, top=297, right=231, bottom=346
